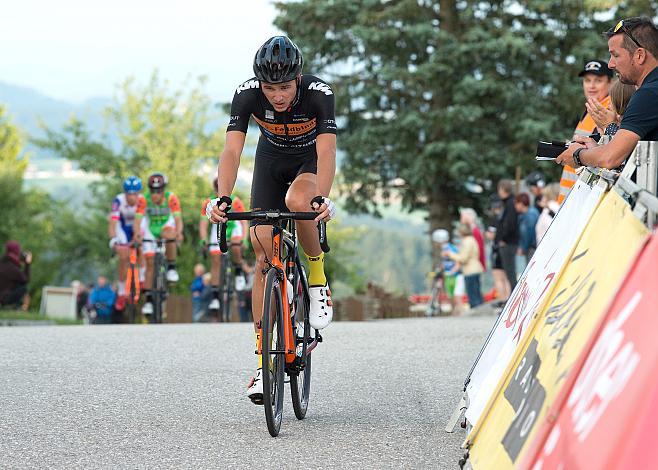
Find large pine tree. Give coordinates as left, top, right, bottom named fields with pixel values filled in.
left=274, top=0, right=658, bottom=232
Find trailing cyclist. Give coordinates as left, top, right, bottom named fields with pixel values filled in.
left=134, top=172, right=184, bottom=316
left=207, top=36, right=337, bottom=403
left=198, top=177, right=249, bottom=313
left=108, top=176, right=144, bottom=311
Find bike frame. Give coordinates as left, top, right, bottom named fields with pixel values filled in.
left=125, top=242, right=141, bottom=304
left=217, top=210, right=329, bottom=366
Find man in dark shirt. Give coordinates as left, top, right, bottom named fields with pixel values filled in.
left=557, top=17, right=658, bottom=169
left=0, top=241, right=31, bottom=310
left=495, top=180, right=519, bottom=291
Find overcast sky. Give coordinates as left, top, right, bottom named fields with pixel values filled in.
left=1, top=0, right=281, bottom=103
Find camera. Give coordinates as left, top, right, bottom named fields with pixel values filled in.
left=536, top=140, right=568, bottom=160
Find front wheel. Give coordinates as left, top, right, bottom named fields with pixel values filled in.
left=261, top=269, right=286, bottom=437
left=290, top=266, right=312, bottom=419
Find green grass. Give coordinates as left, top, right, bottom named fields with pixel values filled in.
left=0, top=310, right=82, bottom=325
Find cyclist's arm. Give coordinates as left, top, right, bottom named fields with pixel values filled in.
left=133, top=195, right=146, bottom=242
left=108, top=214, right=117, bottom=238
left=109, top=197, right=120, bottom=238
left=169, top=193, right=184, bottom=241
left=316, top=133, right=336, bottom=197
left=217, top=131, right=246, bottom=198
left=199, top=199, right=210, bottom=241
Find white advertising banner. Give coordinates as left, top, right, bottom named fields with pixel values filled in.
left=464, top=179, right=605, bottom=427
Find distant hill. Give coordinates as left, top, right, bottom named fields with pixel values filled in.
left=0, top=82, right=110, bottom=147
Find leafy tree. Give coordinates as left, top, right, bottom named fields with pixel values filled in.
left=0, top=106, right=98, bottom=306
left=274, top=0, right=658, bottom=238
left=36, top=74, right=231, bottom=293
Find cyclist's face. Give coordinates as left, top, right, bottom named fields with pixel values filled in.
left=261, top=79, right=297, bottom=112
left=125, top=193, right=139, bottom=205
left=150, top=190, right=164, bottom=204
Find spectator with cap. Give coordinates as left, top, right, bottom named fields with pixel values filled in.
left=525, top=171, right=546, bottom=213
left=557, top=17, right=658, bottom=169
left=557, top=59, right=613, bottom=204
left=0, top=241, right=31, bottom=310
left=515, top=193, right=540, bottom=262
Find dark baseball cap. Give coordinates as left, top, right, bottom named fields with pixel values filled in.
left=578, top=60, right=613, bottom=78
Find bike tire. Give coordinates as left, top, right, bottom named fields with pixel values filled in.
left=290, top=265, right=312, bottom=420
left=261, top=269, right=286, bottom=437
left=128, top=269, right=137, bottom=324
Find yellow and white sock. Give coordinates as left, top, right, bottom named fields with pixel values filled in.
left=306, top=252, right=327, bottom=287
left=255, top=332, right=262, bottom=369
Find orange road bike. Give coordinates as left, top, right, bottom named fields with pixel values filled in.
left=124, top=241, right=141, bottom=324
left=218, top=210, right=330, bottom=437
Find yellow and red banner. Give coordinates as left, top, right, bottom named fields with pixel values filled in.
left=467, top=190, right=649, bottom=469
left=521, top=232, right=658, bottom=470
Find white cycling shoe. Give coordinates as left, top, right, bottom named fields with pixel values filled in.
left=166, top=268, right=179, bottom=283
left=247, top=368, right=264, bottom=405
left=141, top=302, right=154, bottom=315
left=309, top=283, right=333, bottom=330
left=208, top=298, right=220, bottom=311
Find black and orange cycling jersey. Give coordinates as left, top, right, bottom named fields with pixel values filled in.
left=227, top=74, right=337, bottom=156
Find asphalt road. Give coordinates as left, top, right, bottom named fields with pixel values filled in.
left=0, top=316, right=494, bottom=469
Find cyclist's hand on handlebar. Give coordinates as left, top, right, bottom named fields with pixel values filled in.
left=206, top=196, right=231, bottom=223
left=176, top=231, right=184, bottom=243
left=310, top=195, right=336, bottom=222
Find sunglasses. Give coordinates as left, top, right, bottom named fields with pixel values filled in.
left=612, top=19, right=645, bottom=50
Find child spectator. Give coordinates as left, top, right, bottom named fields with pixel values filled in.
left=190, top=263, right=206, bottom=322
left=444, top=223, right=484, bottom=309
left=535, top=183, right=561, bottom=244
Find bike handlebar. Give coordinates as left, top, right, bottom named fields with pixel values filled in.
left=216, top=210, right=330, bottom=254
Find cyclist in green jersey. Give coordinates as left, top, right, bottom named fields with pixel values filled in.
left=134, top=173, right=184, bottom=316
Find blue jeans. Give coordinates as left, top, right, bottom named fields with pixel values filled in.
left=464, top=274, right=483, bottom=308
left=192, top=296, right=204, bottom=322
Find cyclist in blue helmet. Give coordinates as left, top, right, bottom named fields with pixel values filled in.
left=109, top=176, right=145, bottom=310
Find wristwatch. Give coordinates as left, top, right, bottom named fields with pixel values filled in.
left=573, top=147, right=585, bottom=167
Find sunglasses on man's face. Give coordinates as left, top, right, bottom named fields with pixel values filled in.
left=612, top=19, right=645, bottom=50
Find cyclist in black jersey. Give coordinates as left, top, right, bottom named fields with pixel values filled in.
left=207, top=36, right=337, bottom=404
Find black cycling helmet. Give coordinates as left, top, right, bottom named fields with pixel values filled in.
left=147, top=172, right=168, bottom=190
left=253, top=36, right=303, bottom=84
left=525, top=171, right=546, bottom=188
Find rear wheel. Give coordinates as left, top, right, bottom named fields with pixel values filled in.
left=290, top=266, right=312, bottom=420
left=261, top=269, right=286, bottom=437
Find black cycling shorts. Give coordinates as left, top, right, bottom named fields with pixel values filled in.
left=250, top=145, right=317, bottom=225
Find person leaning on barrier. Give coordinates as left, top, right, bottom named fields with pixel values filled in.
left=557, top=17, right=658, bottom=169
left=0, top=241, right=31, bottom=310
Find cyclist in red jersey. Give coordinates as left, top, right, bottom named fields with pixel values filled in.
left=199, top=177, right=249, bottom=311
